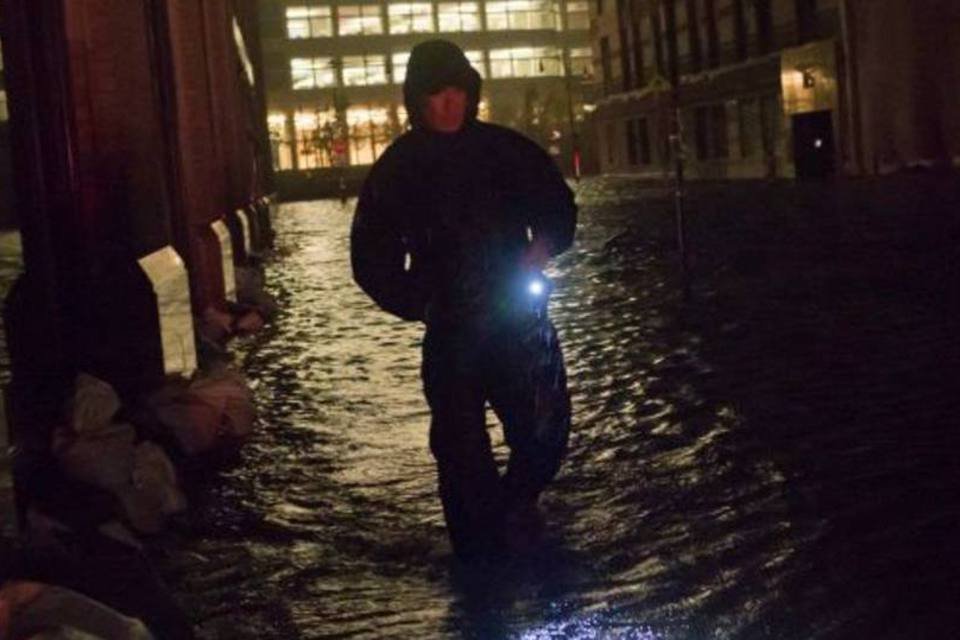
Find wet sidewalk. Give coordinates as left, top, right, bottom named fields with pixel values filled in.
left=163, top=175, right=960, bottom=639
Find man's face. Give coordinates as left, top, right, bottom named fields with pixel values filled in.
left=422, top=86, right=467, bottom=133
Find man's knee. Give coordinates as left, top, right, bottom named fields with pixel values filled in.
left=429, top=414, right=489, bottom=462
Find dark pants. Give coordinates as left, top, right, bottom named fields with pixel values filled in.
left=422, top=314, right=571, bottom=558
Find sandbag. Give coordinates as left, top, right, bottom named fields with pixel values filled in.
left=53, top=428, right=186, bottom=535
left=146, top=368, right=255, bottom=456
left=233, top=310, right=265, bottom=335
left=53, top=423, right=136, bottom=490
left=55, top=377, right=187, bottom=534
left=65, top=375, right=121, bottom=435
left=190, top=369, right=255, bottom=441
left=198, top=306, right=233, bottom=343
left=4, top=582, right=155, bottom=640
left=118, top=442, right=187, bottom=534
left=147, top=393, right=222, bottom=456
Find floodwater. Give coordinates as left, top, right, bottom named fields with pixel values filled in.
left=171, top=178, right=959, bottom=639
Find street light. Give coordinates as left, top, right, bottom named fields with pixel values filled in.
left=659, top=0, right=690, bottom=296
left=559, top=48, right=582, bottom=181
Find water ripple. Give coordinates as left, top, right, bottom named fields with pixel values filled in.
left=166, top=179, right=959, bottom=639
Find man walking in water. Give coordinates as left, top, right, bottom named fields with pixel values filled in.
left=351, top=39, right=576, bottom=560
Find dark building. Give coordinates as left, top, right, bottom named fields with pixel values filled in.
left=589, top=0, right=960, bottom=180
left=590, top=0, right=843, bottom=179
left=257, top=0, right=595, bottom=194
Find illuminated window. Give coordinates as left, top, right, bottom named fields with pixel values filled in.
left=391, top=52, right=410, bottom=84
left=267, top=112, right=294, bottom=170
left=489, top=47, right=561, bottom=78
left=569, top=46, right=593, bottom=77
left=477, top=98, right=490, bottom=121
left=437, top=2, right=480, bottom=31
left=0, top=91, right=7, bottom=122
left=388, top=3, right=434, bottom=33
left=291, top=57, right=337, bottom=89
left=293, top=109, right=339, bottom=168
left=394, top=50, right=483, bottom=84
left=485, top=0, right=555, bottom=30
left=347, top=106, right=393, bottom=165
left=338, top=5, right=384, bottom=35
left=465, top=50, right=486, bottom=77
left=342, top=54, right=387, bottom=86
left=565, top=0, right=589, bottom=29
left=396, top=98, right=488, bottom=127
left=286, top=6, right=333, bottom=38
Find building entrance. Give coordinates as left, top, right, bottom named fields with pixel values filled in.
left=792, top=110, right=835, bottom=178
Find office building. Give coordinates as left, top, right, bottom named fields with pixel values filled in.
left=258, top=0, right=594, bottom=186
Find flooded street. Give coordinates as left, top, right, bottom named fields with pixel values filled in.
left=171, top=178, right=959, bottom=639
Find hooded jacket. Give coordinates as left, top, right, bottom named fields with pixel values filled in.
left=351, top=40, right=577, bottom=325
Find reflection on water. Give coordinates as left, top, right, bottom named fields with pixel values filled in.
left=169, top=179, right=957, bottom=639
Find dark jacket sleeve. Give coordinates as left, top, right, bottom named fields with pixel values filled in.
left=518, top=137, right=577, bottom=257
left=350, top=160, right=430, bottom=321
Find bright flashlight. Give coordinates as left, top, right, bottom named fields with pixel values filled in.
left=528, top=279, right=545, bottom=296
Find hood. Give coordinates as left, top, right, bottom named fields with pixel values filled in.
left=403, top=39, right=482, bottom=131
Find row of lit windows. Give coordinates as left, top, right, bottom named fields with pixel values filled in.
left=290, top=46, right=592, bottom=89
left=267, top=101, right=493, bottom=167
left=285, top=1, right=588, bottom=38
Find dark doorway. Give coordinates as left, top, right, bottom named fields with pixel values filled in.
left=792, top=110, right=835, bottom=178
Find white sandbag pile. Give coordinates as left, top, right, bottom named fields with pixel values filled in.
left=52, top=375, right=186, bottom=535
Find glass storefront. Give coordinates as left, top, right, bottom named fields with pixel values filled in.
left=293, top=109, right=339, bottom=168
left=347, top=106, right=394, bottom=165
left=268, top=112, right=294, bottom=170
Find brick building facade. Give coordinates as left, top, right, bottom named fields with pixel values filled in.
left=589, top=0, right=960, bottom=180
